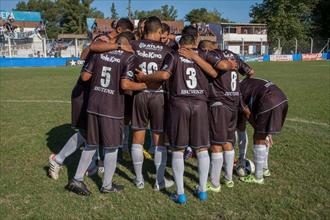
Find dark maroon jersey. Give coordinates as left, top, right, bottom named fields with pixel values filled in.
left=130, top=39, right=172, bottom=92
left=161, top=49, right=209, bottom=101
left=83, top=50, right=135, bottom=119
left=240, top=77, right=288, bottom=114
left=166, top=40, right=179, bottom=51
left=206, top=49, right=252, bottom=110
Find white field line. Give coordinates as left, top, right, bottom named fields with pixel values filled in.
left=0, top=99, right=329, bottom=127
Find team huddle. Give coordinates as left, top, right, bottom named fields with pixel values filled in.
left=48, top=16, right=288, bottom=204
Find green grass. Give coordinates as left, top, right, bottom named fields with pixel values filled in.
left=0, top=61, right=329, bottom=219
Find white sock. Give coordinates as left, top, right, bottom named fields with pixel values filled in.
left=131, top=144, right=144, bottom=182
left=74, top=148, right=96, bottom=181
left=223, top=149, right=235, bottom=181
left=210, top=152, right=223, bottom=187
left=197, top=151, right=210, bottom=192
left=154, top=146, right=167, bottom=185
left=253, top=145, right=267, bottom=180
left=238, top=131, right=248, bottom=160
left=264, top=146, right=269, bottom=170
left=55, top=132, right=85, bottom=164
left=172, top=151, right=184, bottom=195
left=102, top=148, right=118, bottom=189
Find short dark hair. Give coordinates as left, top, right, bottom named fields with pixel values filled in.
left=179, top=34, right=195, bottom=46
left=144, top=16, right=162, bottom=35
left=116, top=18, right=134, bottom=32
left=161, top=23, right=170, bottom=34
left=182, top=25, right=198, bottom=38
left=116, top=31, right=135, bottom=43
left=198, top=40, right=217, bottom=50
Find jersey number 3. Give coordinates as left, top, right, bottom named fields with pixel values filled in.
left=101, top=66, right=111, bottom=87
left=186, top=67, right=197, bottom=89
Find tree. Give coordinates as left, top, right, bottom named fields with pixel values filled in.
left=185, top=8, right=229, bottom=24
left=110, top=2, right=118, bottom=19
left=311, top=0, right=330, bottom=39
left=250, top=0, right=319, bottom=52
left=133, top=4, right=177, bottom=21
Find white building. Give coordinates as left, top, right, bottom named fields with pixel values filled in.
left=209, top=23, right=268, bottom=55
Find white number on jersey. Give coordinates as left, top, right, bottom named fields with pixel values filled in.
left=101, top=66, right=111, bottom=87
left=231, top=71, right=237, bottom=91
left=139, top=62, right=158, bottom=74
left=186, top=67, right=197, bottom=89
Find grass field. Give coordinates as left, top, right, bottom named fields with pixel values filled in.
left=0, top=61, right=329, bottom=219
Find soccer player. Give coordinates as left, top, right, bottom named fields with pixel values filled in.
left=239, top=77, right=288, bottom=184
left=136, top=34, right=218, bottom=204
left=65, top=32, right=146, bottom=195
left=205, top=49, right=254, bottom=191
left=48, top=33, right=111, bottom=180
left=160, top=23, right=179, bottom=51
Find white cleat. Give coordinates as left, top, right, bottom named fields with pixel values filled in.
left=49, top=154, right=61, bottom=180
left=154, top=178, right=174, bottom=191
left=133, top=178, right=145, bottom=189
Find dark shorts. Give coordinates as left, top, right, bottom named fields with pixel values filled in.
left=124, top=94, right=133, bottom=120
left=168, top=99, right=210, bottom=149
left=131, top=92, right=164, bottom=132
left=87, top=113, right=124, bottom=149
left=255, top=101, right=288, bottom=134
left=71, top=84, right=89, bottom=130
left=236, top=112, right=247, bottom=131
left=209, top=102, right=237, bottom=145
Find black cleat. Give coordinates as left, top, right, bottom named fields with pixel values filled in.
left=100, top=183, right=124, bottom=193
left=65, top=179, right=91, bottom=196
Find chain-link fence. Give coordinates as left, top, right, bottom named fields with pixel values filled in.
left=268, top=38, right=329, bottom=55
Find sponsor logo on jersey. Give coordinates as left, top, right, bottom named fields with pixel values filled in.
left=179, top=57, right=194, bottom=64
left=225, top=91, right=239, bottom=96
left=180, top=89, right=205, bottom=95
left=94, top=86, right=115, bottom=95
left=264, top=81, right=274, bottom=88
left=100, top=54, right=121, bottom=63
left=136, top=50, right=162, bottom=59
left=108, top=50, right=124, bottom=55
left=139, top=42, right=163, bottom=51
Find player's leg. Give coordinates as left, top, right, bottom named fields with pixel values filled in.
left=236, top=113, right=248, bottom=161
left=122, top=94, right=133, bottom=161
left=149, top=93, right=173, bottom=190
left=131, top=93, right=149, bottom=188
left=66, top=114, right=99, bottom=195
left=168, top=100, right=189, bottom=203
left=208, top=144, right=223, bottom=192
left=190, top=100, right=210, bottom=200
left=49, top=131, right=85, bottom=180
left=100, top=118, right=124, bottom=193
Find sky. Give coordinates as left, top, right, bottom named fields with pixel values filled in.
left=0, top=0, right=262, bottom=23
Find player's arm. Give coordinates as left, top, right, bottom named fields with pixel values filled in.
left=89, top=41, right=133, bottom=53
left=178, top=48, right=217, bottom=78
left=80, top=54, right=96, bottom=81
left=121, top=79, right=147, bottom=91
left=81, top=71, right=92, bottom=81
left=135, top=69, right=170, bottom=83
left=206, top=51, right=237, bottom=72
left=235, top=55, right=255, bottom=77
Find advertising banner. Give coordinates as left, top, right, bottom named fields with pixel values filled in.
left=302, top=53, right=323, bottom=61
left=269, top=55, right=293, bottom=61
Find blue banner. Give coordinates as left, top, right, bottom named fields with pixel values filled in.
left=0, top=58, right=80, bottom=67
left=0, top=11, right=41, bottom=22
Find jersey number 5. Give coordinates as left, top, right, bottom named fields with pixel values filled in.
left=186, top=67, right=197, bottom=89
left=101, top=66, right=111, bottom=87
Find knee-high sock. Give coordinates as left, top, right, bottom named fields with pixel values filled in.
left=238, top=131, right=248, bottom=160
left=197, top=151, right=210, bottom=192
left=172, top=151, right=184, bottom=195
left=154, top=146, right=167, bottom=184
left=55, top=132, right=85, bottom=164
left=253, top=145, right=267, bottom=179
left=210, top=152, right=223, bottom=187
left=122, top=125, right=130, bottom=151
left=264, top=146, right=269, bottom=170
left=131, top=144, right=144, bottom=182
left=74, top=148, right=96, bottom=181
left=223, top=149, right=235, bottom=181
left=102, top=148, right=118, bottom=189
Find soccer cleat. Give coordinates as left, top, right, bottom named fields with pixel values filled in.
left=223, top=179, right=235, bottom=188
left=65, top=179, right=91, bottom=196
left=48, top=154, right=61, bottom=180
left=154, top=178, right=174, bottom=191
left=206, top=182, right=221, bottom=193
left=100, top=183, right=124, bottom=193
left=240, top=174, right=264, bottom=184
left=263, top=169, right=271, bottom=177
left=143, top=149, right=152, bottom=159
left=170, top=193, right=187, bottom=204
left=122, top=150, right=131, bottom=161
left=133, top=178, right=145, bottom=189
left=184, top=147, right=193, bottom=160
left=193, top=189, right=208, bottom=201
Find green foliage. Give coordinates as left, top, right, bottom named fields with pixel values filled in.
left=15, top=0, right=104, bottom=37
left=134, top=4, right=177, bottom=21
left=0, top=61, right=329, bottom=219
left=311, top=0, right=330, bottom=39
left=184, top=8, right=229, bottom=24
left=110, top=2, right=118, bottom=19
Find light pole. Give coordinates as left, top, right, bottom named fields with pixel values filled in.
left=277, top=37, right=281, bottom=54
left=310, top=37, right=313, bottom=53
left=260, top=37, right=263, bottom=55
left=242, top=38, right=244, bottom=56
left=294, top=38, right=298, bottom=54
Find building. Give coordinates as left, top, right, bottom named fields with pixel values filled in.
left=209, top=22, right=268, bottom=55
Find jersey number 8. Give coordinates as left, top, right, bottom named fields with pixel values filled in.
left=231, top=71, right=237, bottom=91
